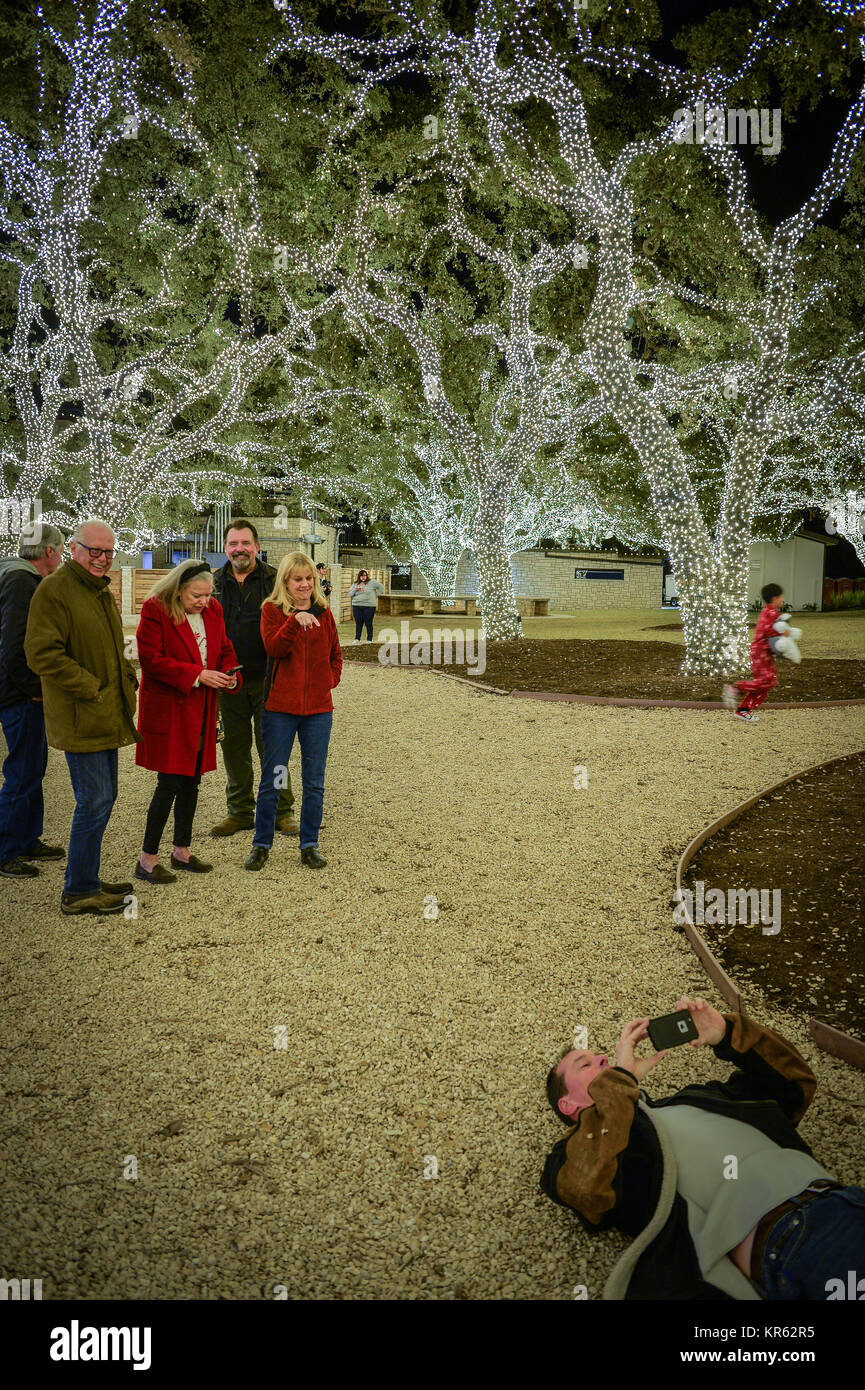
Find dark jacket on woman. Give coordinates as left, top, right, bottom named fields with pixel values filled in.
left=24, top=560, right=139, bottom=751
left=135, top=595, right=240, bottom=776
left=261, top=601, right=342, bottom=716
left=541, top=1012, right=818, bottom=1300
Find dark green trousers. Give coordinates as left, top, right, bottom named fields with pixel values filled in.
left=219, top=674, right=294, bottom=819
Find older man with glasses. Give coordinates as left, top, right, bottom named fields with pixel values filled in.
left=24, top=519, right=141, bottom=916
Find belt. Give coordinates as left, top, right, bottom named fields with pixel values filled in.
left=750, top=1180, right=841, bottom=1284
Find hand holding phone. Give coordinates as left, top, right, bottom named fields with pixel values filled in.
left=615, top=1017, right=670, bottom=1082
left=647, top=1008, right=699, bottom=1051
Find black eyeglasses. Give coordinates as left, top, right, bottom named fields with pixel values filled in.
left=77, top=546, right=115, bottom=559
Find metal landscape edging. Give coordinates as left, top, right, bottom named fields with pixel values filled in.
left=674, top=750, right=865, bottom=1071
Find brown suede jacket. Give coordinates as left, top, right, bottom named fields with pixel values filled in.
left=541, top=1012, right=818, bottom=1299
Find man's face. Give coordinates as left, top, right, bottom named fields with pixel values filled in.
left=226, top=528, right=259, bottom=572
left=44, top=544, right=63, bottom=574
left=70, top=526, right=115, bottom=578
left=556, top=1049, right=610, bottom=1122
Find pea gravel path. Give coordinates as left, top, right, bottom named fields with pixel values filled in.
left=2, top=665, right=864, bottom=1301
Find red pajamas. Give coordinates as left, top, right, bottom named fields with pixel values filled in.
left=734, top=603, right=781, bottom=712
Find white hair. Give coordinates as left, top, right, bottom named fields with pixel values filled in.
left=69, top=518, right=116, bottom=545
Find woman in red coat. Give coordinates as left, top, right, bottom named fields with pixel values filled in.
left=243, top=551, right=342, bottom=873
left=134, top=560, right=241, bottom=883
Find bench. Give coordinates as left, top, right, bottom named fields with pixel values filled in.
left=375, top=593, right=479, bottom=618
left=516, top=597, right=550, bottom=617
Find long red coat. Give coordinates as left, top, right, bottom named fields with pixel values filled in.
left=135, top=595, right=241, bottom=775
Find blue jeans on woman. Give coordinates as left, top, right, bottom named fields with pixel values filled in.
left=758, top=1185, right=865, bottom=1299
left=254, top=710, right=332, bottom=851
left=353, top=606, right=375, bottom=641
left=64, top=749, right=119, bottom=894
left=0, top=701, right=47, bottom=864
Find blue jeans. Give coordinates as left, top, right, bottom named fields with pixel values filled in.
left=759, top=1185, right=865, bottom=1299
left=64, top=750, right=119, bottom=894
left=254, top=710, right=332, bottom=851
left=353, top=606, right=375, bottom=641
left=0, top=701, right=47, bottom=863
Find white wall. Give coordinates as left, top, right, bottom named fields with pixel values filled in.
left=748, top=536, right=825, bottom=610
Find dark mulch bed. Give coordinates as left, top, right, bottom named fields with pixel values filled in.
left=346, top=638, right=865, bottom=702
left=684, top=751, right=865, bottom=1039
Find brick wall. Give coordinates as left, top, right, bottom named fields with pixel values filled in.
left=455, top=549, right=662, bottom=609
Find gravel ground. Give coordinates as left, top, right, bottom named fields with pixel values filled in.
left=2, top=664, right=864, bottom=1300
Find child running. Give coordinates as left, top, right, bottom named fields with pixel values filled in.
left=722, top=582, right=788, bottom=722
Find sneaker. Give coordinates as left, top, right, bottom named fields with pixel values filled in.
left=733, top=710, right=759, bottom=721
left=101, top=879, right=134, bottom=895
left=301, top=847, right=327, bottom=869
left=61, top=890, right=127, bottom=916
left=721, top=684, right=738, bottom=711
left=351, top=639, right=360, bottom=646
left=276, top=813, right=300, bottom=835
left=0, top=857, right=39, bottom=878
left=20, top=840, right=65, bottom=860
left=211, top=816, right=255, bottom=837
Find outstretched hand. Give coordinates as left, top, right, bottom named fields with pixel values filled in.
left=614, top=1017, right=668, bottom=1082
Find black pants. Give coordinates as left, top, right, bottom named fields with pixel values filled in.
left=354, top=606, right=375, bottom=641
left=143, top=745, right=204, bottom=854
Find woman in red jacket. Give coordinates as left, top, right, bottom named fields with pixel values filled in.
left=135, top=561, right=241, bottom=882
left=244, top=551, right=342, bottom=872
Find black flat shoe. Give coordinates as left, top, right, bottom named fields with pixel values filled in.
left=301, top=847, right=327, bottom=869
left=244, top=846, right=269, bottom=871
left=20, top=840, right=65, bottom=860
left=170, top=853, right=213, bottom=873
left=134, top=863, right=178, bottom=884
left=0, top=857, right=39, bottom=878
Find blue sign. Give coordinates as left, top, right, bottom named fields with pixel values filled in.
left=574, top=568, right=625, bottom=580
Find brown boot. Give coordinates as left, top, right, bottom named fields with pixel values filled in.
left=276, top=812, right=300, bottom=835
left=61, top=890, right=127, bottom=916
left=210, top=816, right=255, bottom=836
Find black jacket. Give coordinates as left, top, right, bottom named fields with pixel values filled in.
left=540, top=1012, right=818, bottom=1300
left=0, top=557, right=42, bottom=708
left=212, top=560, right=276, bottom=676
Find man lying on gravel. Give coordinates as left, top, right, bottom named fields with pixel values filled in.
left=543, top=997, right=865, bottom=1299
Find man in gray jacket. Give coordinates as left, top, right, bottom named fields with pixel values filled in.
left=24, top=519, right=140, bottom=916
left=0, top=521, right=65, bottom=877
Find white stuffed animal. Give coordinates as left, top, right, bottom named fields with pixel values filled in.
left=768, top=613, right=802, bottom=664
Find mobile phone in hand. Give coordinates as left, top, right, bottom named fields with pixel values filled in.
left=226, top=665, right=242, bottom=675
left=647, top=1008, right=699, bottom=1051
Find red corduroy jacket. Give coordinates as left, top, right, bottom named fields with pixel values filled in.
left=261, top=601, right=342, bottom=716
left=135, top=595, right=241, bottom=775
